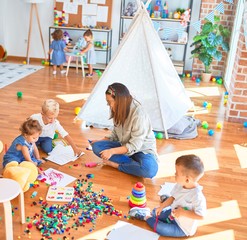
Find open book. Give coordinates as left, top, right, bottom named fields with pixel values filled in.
left=45, top=144, right=84, bottom=165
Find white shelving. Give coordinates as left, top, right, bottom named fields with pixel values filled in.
left=119, top=0, right=194, bottom=74
left=49, top=26, right=112, bottom=70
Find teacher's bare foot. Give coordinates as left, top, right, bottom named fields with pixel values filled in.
left=103, top=160, right=119, bottom=169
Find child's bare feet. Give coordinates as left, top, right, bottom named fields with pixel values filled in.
left=102, top=160, right=119, bottom=169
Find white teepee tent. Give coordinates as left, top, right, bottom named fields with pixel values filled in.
left=78, top=1, right=193, bottom=137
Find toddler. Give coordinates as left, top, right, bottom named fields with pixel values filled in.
left=49, top=29, right=70, bottom=75
left=3, top=119, right=44, bottom=168
left=129, top=154, right=206, bottom=237
left=80, top=29, right=96, bottom=77
left=30, top=99, right=82, bottom=156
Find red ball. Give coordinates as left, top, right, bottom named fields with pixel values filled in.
left=191, top=76, right=196, bottom=81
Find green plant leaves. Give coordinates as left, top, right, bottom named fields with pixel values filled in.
left=208, top=33, right=223, bottom=46
left=199, top=53, right=212, bottom=67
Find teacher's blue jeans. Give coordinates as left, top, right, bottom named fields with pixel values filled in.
left=146, top=208, right=186, bottom=237
left=92, top=140, right=158, bottom=178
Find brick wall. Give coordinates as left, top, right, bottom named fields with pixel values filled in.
left=226, top=24, right=247, bottom=123
left=192, top=0, right=234, bottom=77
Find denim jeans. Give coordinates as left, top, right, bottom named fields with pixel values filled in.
left=36, top=137, right=53, bottom=154
left=146, top=208, right=186, bottom=237
left=92, top=140, right=158, bottom=178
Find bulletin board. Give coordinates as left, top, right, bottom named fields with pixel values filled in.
left=54, top=0, right=113, bottom=29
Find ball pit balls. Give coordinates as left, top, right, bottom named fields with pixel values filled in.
left=208, top=129, right=214, bottom=136
left=191, top=76, right=196, bottom=81
left=206, top=103, right=212, bottom=108
left=74, top=107, right=81, bottom=115
left=224, top=99, right=228, bottom=105
left=41, top=60, right=45, bottom=65
left=182, top=73, right=186, bottom=78
left=243, top=122, right=247, bottom=128
left=17, top=91, right=23, bottom=98
left=156, top=132, right=163, bottom=139
left=212, top=77, right=216, bottom=82
left=202, top=122, right=209, bottom=129
left=196, top=78, right=201, bottom=83
left=23, top=61, right=27, bottom=64
left=186, top=73, right=191, bottom=78
left=217, top=79, right=223, bottom=85
left=216, top=122, right=222, bottom=129
left=202, top=101, right=208, bottom=107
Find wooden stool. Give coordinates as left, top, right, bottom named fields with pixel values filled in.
left=0, top=178, right=25, bottom=240
left=65, top=52, right=85, bottom=77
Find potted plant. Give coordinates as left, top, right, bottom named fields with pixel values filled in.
left=190, top=15, right=230, bottom=82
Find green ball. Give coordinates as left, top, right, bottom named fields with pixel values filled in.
left=156, top=132, right=163, bottom=139
left=202, top=123, right=209, bottom=129
left=53, top=133, right=59, bottom=139
left=17, top=91, right=23, bottom=98
left=41, top=60, right=45, bottom=65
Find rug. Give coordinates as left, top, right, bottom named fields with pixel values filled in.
left=0, top=63, right=44, bottom=89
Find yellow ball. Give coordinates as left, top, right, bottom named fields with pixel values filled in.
left=74, top=107, right=81, bottom=115
left=212, top=77, right=216, bottom=82
left=224, top=99, right=228, bottom=105
left=186, top=73, right=191, bottom=78
left=216, top=122, right=222, bottom=129
left=23, top=61, right=27, bottom=64
left=206, top=103, right=212, bottom=108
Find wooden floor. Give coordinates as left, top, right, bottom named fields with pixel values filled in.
left=0, top=61, right=246, bottom=240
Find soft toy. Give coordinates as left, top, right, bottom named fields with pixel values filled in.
left=63, top=31, right=72, bottom=46
left=124, top=1, right=137, bottom=17
left=3, top=161, right=38, bottom=192
left=180, top=9, right=191, bottom=27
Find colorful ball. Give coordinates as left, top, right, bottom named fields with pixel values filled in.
left=208, top=129, right=214, bottom=136
left=41, top=60, right=45, bottom=65
left=74, top=107, right=81, bottom=115
left=217, top=79, right=223, bottom=85
left=202, top=101, right=208, bottom=107
left=212, top=77, right=216, bottom=82
left=202, top=121, right=208, bottom=129
left=156, top=132, right=163, bottom=139
left=224, top=99, right=228, bottom=105
left=206, top=102, right=212, bottom=108
left=196, top=78, right=201, bottom=83
left=186, top=73, right=191, bottom=78
left=23, top=61, right=27, bottom=65
left=243, top=122, right=247, bottom=128
left=181, top=73, right=186, bottom=78
left=191, top=76, right=196, bottom=81
left=216, top=122, right=222, bottom=129
left=17, top=91, right=23, bottom=98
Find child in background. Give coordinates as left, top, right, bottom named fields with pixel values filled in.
left=80, top=29, right=96, bottom=77
left=30, top=99, right=82, bottom=156
left=129, top=154, right=206, bottom=237
left=49, top=29, right=70, bottom=75
left=3, top=119, right=44, bottom=168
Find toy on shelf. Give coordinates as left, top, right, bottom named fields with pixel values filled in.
left=102, top=40, right=107, bottom=49
left=124, top=1, right=138, bottom=16
left=60, top=11, right=66, bottom=26
left=162, top=1, right=169, bottom=18
left=153, top=0, right=162, bottom=18
left=54, top=8, right=59, bottom=26
left=180, top=9, right=191, bottom=27
left=63, top=31, right=72, bottom=46
left=129, top=182, right=147, bottom=208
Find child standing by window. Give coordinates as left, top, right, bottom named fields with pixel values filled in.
left=129, top=154, right=206, bottom=237
left=49, top=29, right=70, bottom=75
left=80, top=29, right=96, bottom=77
left=30, top=99, right=82, bottom=156
left=3, top=119, right=44, bottom=168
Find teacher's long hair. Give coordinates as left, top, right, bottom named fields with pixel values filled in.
left=105, top=83, right=133, bottom=126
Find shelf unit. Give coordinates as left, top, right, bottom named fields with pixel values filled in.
left=119, top=0, right=194, bottom=74
left=49, top=26, right=112, bottom=70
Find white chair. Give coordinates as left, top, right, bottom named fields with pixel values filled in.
left=0, top=178, right=25, bottom=240
left=65, top=52, right=85, bottom=77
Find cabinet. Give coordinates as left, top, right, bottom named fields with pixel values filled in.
left=49, top=26, right=112, bottom=70
left=119, top=0, right=194, bottom=74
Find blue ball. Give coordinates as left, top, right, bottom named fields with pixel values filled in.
left=196, top=78, right=201, bottom=83
left=208, top=129, right=214, bottom=136
left=243, top=122, right=247, bottom=128
left=202, top=101, right=208, bottom=107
